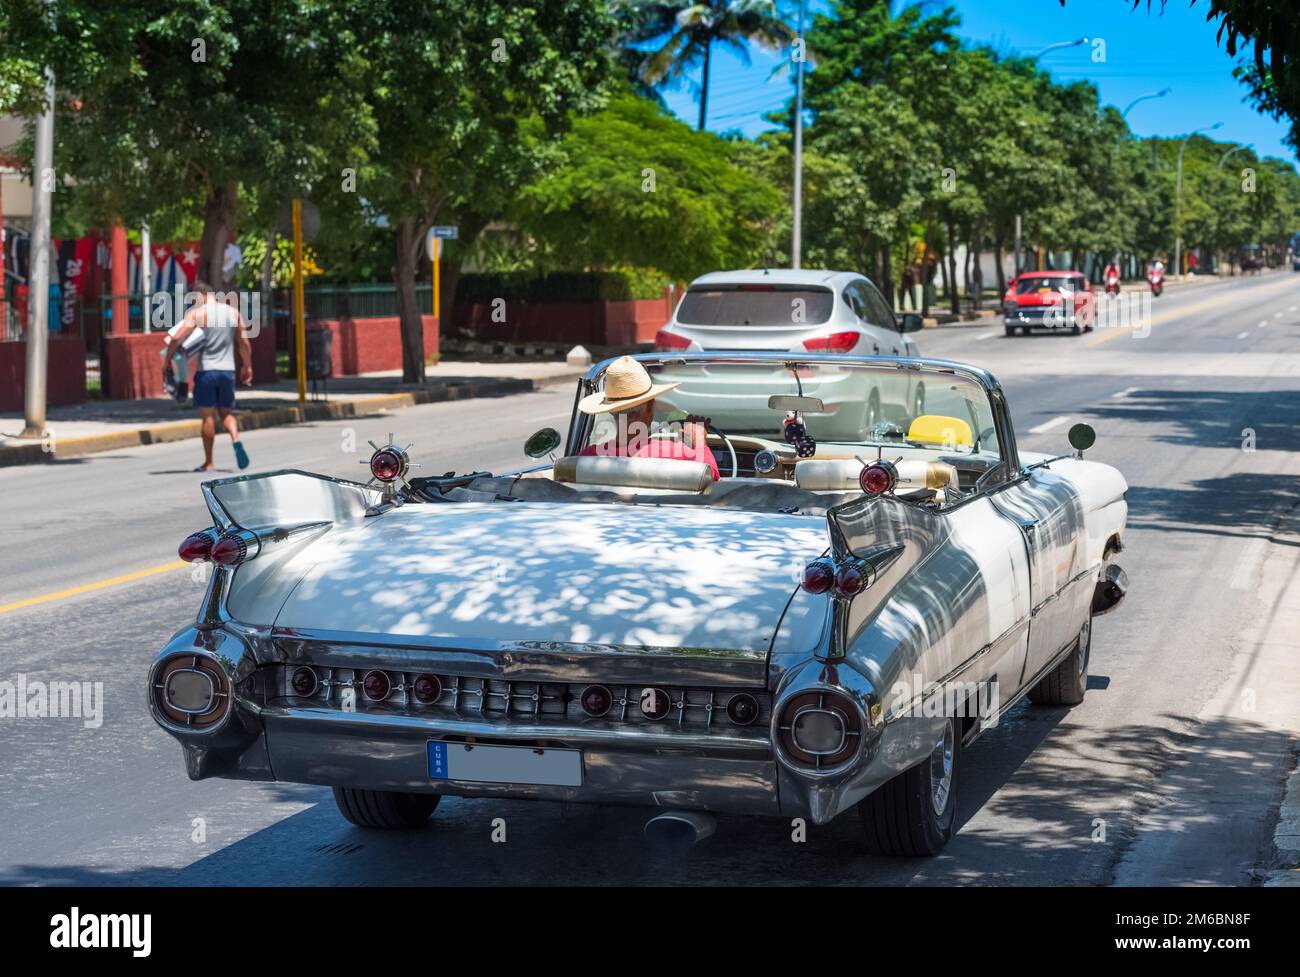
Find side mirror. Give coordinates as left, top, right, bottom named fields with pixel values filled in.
left=1068, top=423, right=1096, bottom=456
left=524, top=427, right=562, bottom=459
left=898, top=312, right=924, bottom=333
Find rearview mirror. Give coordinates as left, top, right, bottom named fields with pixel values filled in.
left=768, top=394, right=825, bottom=413
left=524, top=427, right=562, bottom=459
left=1068, top=423, right=1096, bottom=454
left=898, top=312, right=924, bottom=333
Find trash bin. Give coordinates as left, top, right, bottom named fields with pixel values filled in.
left=306, top=327, right=333, bottom=379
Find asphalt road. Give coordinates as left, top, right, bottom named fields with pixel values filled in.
left=2, top=271, right=1298, bottom=886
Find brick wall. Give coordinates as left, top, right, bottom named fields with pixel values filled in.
left=0, top=335, right=87, bottom=411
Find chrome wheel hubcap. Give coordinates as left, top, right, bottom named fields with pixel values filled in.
left=930, top=722, right=955, bottom=816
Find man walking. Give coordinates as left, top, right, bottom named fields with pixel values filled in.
left=163, top=280, right=252, bottom=471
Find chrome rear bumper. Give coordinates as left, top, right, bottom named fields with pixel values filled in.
left=261, top=703, right=782, bottom=816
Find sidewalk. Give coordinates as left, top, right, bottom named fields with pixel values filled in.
left=0, top=361, right=583, bottom=467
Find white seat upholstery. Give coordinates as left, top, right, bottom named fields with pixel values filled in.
left=795, top=458, right=958, bottom=492
left=551, top=455, right=714, bottom=493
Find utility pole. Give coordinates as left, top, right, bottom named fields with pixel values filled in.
left=21, top=0, right=56, bottom=439
left=790, top=0, right=806, bottom=270
left=141, top=223, right=152, bottom=332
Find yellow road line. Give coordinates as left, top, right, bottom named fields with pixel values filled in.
left=1087, top=276, right=1300, bottom=348
left=0, top=561, right=188, bottom=615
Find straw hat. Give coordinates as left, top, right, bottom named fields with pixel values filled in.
left=578, top=356, right=681, bottom=415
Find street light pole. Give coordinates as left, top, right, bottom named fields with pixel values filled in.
left=790, top=0, right=806, bottom=270
left=1216, top=142, right=1251, bottom=169
left=1175, top=122, right=1222, bottom=279
left=21, top=0, right=56, bottom=440
left=1121, top=88, right=1171, bottom=121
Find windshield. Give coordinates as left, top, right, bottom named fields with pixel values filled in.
left=583, top=359, right=1002, bottom=461
left=1016, top=276, right=1080, bottom=294
left=675, top=285, right=835, bottom=326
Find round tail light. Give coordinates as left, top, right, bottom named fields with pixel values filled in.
left=860, top=460, right=897, bottom=495
left=369, top=446, right=408, bottom=482
left=639, top=687, right=672, bottom=721
left=153, top=654, right=231, bottom=729
left=580, top=685, right=612, bottom=717
left=362, top=669, right=392, bottom=702
left=801, top=559, right=835, bottom=595
left=776, top=690, right=862, bottom=768
left=178, top=531, right=216, bottom=562
left=412, top=674, right=442, bottom=704
left=726, top=692, right=760, bottom=726
left=290, top=666, right=318, bottom=697
left=210, top=534, right=248, bottom=566
left=834, top=561, right=868, bottom=598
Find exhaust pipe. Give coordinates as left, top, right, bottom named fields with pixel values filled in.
left=1092, top=563, right=1128, bottom=616
left=644, top=810, right=716, bottom=847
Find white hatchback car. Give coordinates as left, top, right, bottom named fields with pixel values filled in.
left=656, top=268, right=926, bottom=424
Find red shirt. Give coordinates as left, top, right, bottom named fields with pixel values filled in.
left=580, top=436, right=720, bottom=480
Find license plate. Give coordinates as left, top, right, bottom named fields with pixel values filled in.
left=427, top=741, right=583, bottom=787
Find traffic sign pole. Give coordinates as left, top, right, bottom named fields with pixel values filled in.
left=432, top=237, right=440, bottom=321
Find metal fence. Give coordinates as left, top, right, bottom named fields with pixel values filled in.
left=1, top=282, right=435, bottom=347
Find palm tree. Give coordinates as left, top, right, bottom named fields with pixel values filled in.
left=617, top=2, right=795, bottom=131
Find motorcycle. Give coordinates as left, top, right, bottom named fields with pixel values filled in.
left=1105, top=271, right=1121, bottom=296
left=1147, top=266, right=1164, bottom=297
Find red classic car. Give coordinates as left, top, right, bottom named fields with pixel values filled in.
left=1003, top=271, right=1095, bottom=336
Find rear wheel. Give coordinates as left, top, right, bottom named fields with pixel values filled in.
left=333, top=787, right=441, bottom=829
left=1028, top=615, right=1091, bottom=706
left=859, top=717, right=960, bottom=856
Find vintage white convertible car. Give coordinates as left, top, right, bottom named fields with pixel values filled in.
left=149, top=353, right=1128, bottom=855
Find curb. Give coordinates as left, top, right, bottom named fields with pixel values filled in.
left=0, top=373, right=581, bottom=468
left=1266, top=741, right=1300, bottom=887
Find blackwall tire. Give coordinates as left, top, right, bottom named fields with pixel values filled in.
left=1028, top=615, right=1091, bottom=707
left=333, top=787, right=441, bottom=829
left=859, top=717, right=961, bottom=856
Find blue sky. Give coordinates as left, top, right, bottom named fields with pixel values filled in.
left=656, top=0, right=1297, bottom=167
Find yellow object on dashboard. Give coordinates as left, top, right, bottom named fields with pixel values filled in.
left=908, top=414, right=974, bottom=446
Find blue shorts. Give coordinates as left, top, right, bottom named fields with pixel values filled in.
left=193, top=370, right=237, bottom=409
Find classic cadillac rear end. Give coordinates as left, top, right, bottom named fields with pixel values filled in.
left=150, top=467, right=885, bottom=831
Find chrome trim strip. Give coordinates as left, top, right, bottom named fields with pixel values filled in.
left=262, top=703, right=772, bottom=759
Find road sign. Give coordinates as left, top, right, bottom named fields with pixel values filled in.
left=277, top=200, right=320, bottom=243
left=426, top=225, right=457, bottom=259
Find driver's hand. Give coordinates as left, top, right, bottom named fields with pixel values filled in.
left=682, top=420, right=708, bottom=448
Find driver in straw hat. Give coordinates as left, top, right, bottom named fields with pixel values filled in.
left=577, top=355, right=720, bottom=480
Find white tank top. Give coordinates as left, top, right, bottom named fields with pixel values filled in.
left=197, top=300, right=241, bottom=372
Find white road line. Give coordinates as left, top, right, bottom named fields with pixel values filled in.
left=1028, top=416, right=1070, bottom=434
left=1289, top=305, right=1297, bottom=312
left=975, top=331, right=997, bottom=341
left=1237, top=331, right=1251, bottom=339
left=1275, top=311, right=1284, bottom=318
left=1258, top=320, right=1269, bottom=327
left=1111, top=386, right=1138, bottom=399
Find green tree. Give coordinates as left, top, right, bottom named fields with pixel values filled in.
left=617, top=1, right=794, bottom=130
left=347, top=0, right=612, bottom=381
left=6, top=0, right=373, bottom=286
left=513, top=90, right=783, bottom=279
